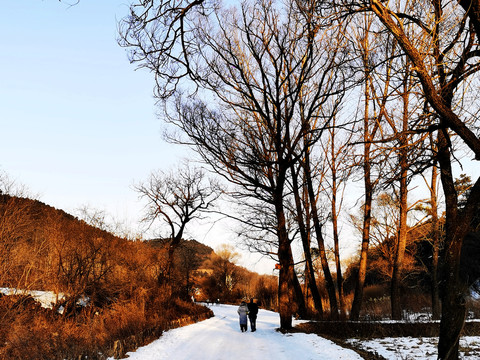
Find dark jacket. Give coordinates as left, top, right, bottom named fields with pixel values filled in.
left=247, top=301, right=258, bottom=317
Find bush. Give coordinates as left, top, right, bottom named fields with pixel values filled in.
left=0, top=290, right=213, bottom=359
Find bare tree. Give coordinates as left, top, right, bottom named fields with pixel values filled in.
left=428, top=159, right=442, bottom=320
left=375, top=6, right=478, bottom=360
left=120, top=0, right=348, bottom=329
left=349, top=12, right=384, bottom=320
left=367, top=53, right=429, bottom=319
left=289, top=161, right=324, bottom=317
left=136, top=163, right=220, bottom=283
left=337, top=0, right=480, bottom=355
left=319, top=113, right=354, bottom=319
left=302, top=133, right=341, bottom=319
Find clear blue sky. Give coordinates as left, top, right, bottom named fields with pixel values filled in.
left=0, top=1, right=184, bottom=228
left=0, top=0, right=276, bottom=274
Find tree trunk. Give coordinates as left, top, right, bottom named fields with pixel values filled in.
left=304, top=153, right=339, bottom=319
left=429, top=161, right=441, bottom=320
left=330, top=142, right=346, bottom=319
left=313, top=223, right=338, bottom=319
left=391, top=166, right=408, bottom=320
left=439, top=175, right=480, bottom=359
left=351, top=62, right=374, bottom=320
left=437, top=129, right=466, bottom=360
left=332, top=203, right=346, bottom=319
left=292, top=268, right=307, bottom=319
left=350, top=211, right=370, bottom=321
left=290, top=163, right=324, bottom=316
left=438, top=221, right=469, bottom=360
left=165, top=229, right=185, bottom=283
left=274, top=186, right=296, bottom=330
left=277, top=243, right=296, bottom=330
left=391, top=75, right=410, bottom=320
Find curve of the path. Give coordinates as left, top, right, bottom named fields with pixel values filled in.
left=114, top=304, right=364, bottom=360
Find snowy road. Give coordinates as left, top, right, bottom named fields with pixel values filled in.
left=114, top=304, right=363, bottom=360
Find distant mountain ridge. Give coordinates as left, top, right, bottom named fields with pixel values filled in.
left=147, top=237, right=214, bottom=257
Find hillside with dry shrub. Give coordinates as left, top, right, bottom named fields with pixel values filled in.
left=0, top=194, right=276, bottom=359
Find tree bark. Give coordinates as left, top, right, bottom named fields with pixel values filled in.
left=429, top=161, right=441, bottom=320
left=165, top=229, right=185, bottom=283
left=390, top=162, right=408, bottom=320
left=290, top=163, right=324, bottom=316
left=304, top=152, right=339, bottom=319
left=351, top=55, right=374, bottom=321
left=391, top=72, right=410, bottom=320
left=437, top=129, right=467, bottom=360
left=274, top=183, right=296, bottom=330
left=292, top=267, right=307, bottom=319
left=329, top=128, right=346, bottom=319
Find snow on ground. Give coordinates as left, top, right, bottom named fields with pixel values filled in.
left=0, top=287, right=61, bottom=309
left=0, top=287, right=89, bottom=313
left=347, top=335, right=480, bottom=359
left=110, top=303, right=480, bottom=360
left=110, top=304, right=363, bottom=360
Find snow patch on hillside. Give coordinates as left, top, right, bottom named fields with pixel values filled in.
left=0, top=288, right=62, bottom=309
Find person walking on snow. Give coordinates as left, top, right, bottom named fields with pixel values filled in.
left=237, top=301, right=249, bottom=332
left=247, top=298, right=259, bottom=332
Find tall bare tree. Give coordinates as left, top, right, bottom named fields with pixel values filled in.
left=289, top=161, right=324, bottom=316
left=349, top=12, right=385, bottom=320
left=120, top=0, right=347, bottom=329
left=372, top=56, right=428, bottom=319
left=338, top=0, right=480, bottom=355
left=428, top=158, right=442, bottom=320
left=320, top=112, right=354, bottom=319
left=290, top=79, right=349, bottom=319
left=136, top=164, right=220, bottom=283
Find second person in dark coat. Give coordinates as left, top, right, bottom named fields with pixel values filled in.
left=247, top=298, right=259, bottom=332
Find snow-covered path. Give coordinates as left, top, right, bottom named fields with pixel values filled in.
left=113, top=304, right=363, bottom=360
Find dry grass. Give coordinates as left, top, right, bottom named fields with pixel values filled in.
left=0, top=292, right=213, bottom=360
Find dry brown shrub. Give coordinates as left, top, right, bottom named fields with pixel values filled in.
left=361, top=296, right=390, bottom=320
left=358, top=285, right=390, bottom=320
left=0, top=195, right=217, bottom=359
left=100, top=300, right=148, bottom=341
left=343, top=291, right=354, bottom=313
left=401, top=292, right=431, bottom=315
left=0, top=295, right=58, bottom=358
left=357, top=286, right=433, bottom=320
left=3, top=316, right=55, bottom=359
left=0, top=293, right=212, bottom=359
left=363, top=284, right=389, bottom=301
